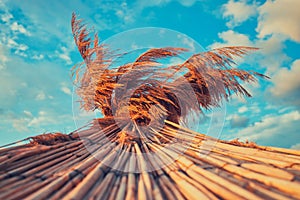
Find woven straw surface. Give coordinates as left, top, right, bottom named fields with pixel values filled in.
left=1, top=119, right=300, bottom=200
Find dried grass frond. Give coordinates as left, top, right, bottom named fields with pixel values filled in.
left=71, top=14, right=269, bottom=144
left=224, top=138, right=263, bottom=149
left=135, top=47, right=188, bottom=63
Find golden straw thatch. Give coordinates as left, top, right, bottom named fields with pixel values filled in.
left=0, top=119, right=300, bottom=199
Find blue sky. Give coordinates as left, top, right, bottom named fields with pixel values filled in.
left=0, top=0, right=299, bottom=149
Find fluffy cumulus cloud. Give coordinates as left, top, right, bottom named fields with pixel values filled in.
left=215, top=0, right=299, bottom=74
left=269, top=59, right=300, bottom=108
left=208, top=30, right=255, bottom=66
left=237, top=111, right=300, bottom=148
left=209, top=30, right=253, bottom=48
left=257, top=0, right=300, bottom=42
left=230, top=115, right=249, bottom=128
left=222, top=0, right=258, bottom=28
left=255, top=35, right=289, bottom=74
left=209, top=30, right=289, bottom=74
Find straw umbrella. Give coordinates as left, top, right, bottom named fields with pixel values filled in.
left=0, top=14, right=300, bottom=200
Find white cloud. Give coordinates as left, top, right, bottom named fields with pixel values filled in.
left=249, top=104, right=260, bottom=114
left=12, top=117, right=30, bottom=132
left=1, top=13, right=13, bottom=23
left=7, top=38, right=18, bottom=47
left=39, top=110, right=46, bottom=116
left=23, top=110, right=33, bottom=118
left=169, top=57, right=185, bottom=66
left=0, top=0, right=79, bottom=66
left=0, top=44, right=9, bottom=70
left=237, top=111, right=300, bottom=148
left=61, top=86, right=72, bottom=95
left=182, top=37, right=195, bottom=51
left=291, top=143, right=300, bottom=150
left=222, top=0, right=258, bottom=28
left=208, top=30, right=289, bottom=74
left=14, top=50, right=28, bottom=57
left=56, top=46, right=72, bottom=65
left=28, top=111, right=55, bottom=127
left=271, top=59, right=300, bottom=96
left=177, top=34, right=196, bottom=51
left=255, top=34, right=289, bottom=74
left=238, top=106, right=248, bottom=113
left=216, top=1, right=294, bottom=74
left=208, top=31, right=254, bottom=67
left=8, top=1, right=89, bottom=39
left=0, top=52, right=71, bottom=114
left=16, top=44, right=28, bottom=51
left=257, top=0, right=300, bottom=42
left=209, top=30, right=253, bottom=49
left=60, top=82, right=72, bottom=96
left=35, top=91, right=46, bottom=101
left=270, top=60, right=300, bottom=96
left=115, top=2, right=134, bottom=24
left=10, top=21, right=31, bottom=36
left=32, top=54, right=44, bottom=60
left=269, top=59, right=300, bottom=108
left=6, top=38, right=29, bottom=57
left=9, top=109, right=73, bottom=134
left=58, top=54, right=72, bottom=64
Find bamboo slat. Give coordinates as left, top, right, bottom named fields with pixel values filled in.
left=241, top=163, right=294, bottom=181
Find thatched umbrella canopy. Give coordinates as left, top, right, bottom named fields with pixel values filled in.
left=1, top=14, right=300, bottom=199
left=1, top=120, right=300, bottom=199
